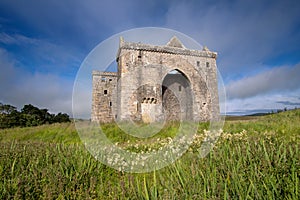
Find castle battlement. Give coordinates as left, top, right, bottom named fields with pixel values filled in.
left=92, top=71, right=118, bottom=77
left=117, top=36, right=217, bottom=61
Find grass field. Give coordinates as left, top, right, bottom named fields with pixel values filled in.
left=0, top=110, right=299, bottom=199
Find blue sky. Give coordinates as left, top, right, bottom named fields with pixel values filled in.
left=0, top=0, right=300, bottom=116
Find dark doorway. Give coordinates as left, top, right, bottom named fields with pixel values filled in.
left=162, top=69, right=193, bottom=121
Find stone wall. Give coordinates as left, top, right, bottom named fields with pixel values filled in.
left=91, top=71, right=118, bottom=122
left=92, top=36, right=219, bottom=123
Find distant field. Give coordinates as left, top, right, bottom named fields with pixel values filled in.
left=0, top=110, right=299, bottom=199
left=225, top=115, right=261, bottom=121
left=0, top=122, right=79, bottom=143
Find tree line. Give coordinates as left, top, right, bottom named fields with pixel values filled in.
left=0, top=103, right=70, bottom=129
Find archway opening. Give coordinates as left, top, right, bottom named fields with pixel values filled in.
left=162, top=69, right=193, bottom=121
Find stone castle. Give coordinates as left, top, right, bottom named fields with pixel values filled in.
left=92, top=36, right=219, bottom=123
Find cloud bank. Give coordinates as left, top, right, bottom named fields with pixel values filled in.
left=0, top=48, right=73, bottom=114
left=226, top=63, right=300, bottom=99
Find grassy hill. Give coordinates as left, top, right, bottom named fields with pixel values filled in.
left=0, top=109, right=299, bottom=199
left=0, top=122, right=79, bottom=143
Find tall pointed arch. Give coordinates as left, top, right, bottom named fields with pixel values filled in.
left=162, top=69, right=193, bottom=121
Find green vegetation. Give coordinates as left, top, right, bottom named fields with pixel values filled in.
left=0, top=103, right=70, bottom=129
left=0, top=110, right=299, bottom=199
left=0, top=123, right=79, bottom=144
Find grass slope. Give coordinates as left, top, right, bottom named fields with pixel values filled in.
left=0, top=110, right=299, bottom=199
left=0, top=123, right=79, bottom=143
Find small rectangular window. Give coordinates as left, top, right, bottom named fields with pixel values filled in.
left=206, top=62, right=210, bottom=68
left=197, top=61, right=200, bottom=66
left=109, top=101, right=112, bottom=107
left=104, top=90, right=108, bottom=95
left=109, top=79, right=112, bottom=81
left=179, top=85, right=182, bottom=91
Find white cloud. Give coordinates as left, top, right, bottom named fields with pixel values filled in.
left=0, top=32, right=82, bottom=72
left=226, top=93, right=300, bottom=115
left=226, top=63, right=300, bottom=99
left=0, top=33, right=18, bottom=44
left=0, top=48, right=73, bottom=115
left=224, top=63, right=300, bottom=114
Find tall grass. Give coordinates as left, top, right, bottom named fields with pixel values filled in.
left=0, top=110, right=299, bottom=199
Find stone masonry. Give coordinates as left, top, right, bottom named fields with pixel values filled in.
left=92, top=36, right=219, bottom=123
